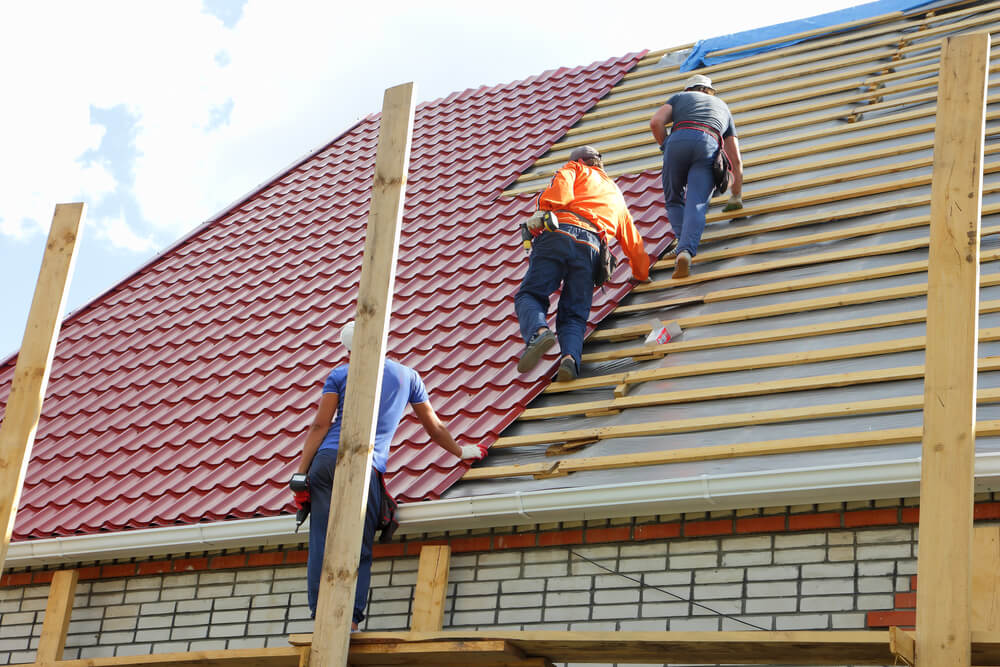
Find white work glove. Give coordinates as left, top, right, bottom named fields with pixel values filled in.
left=459, top=444, right=488, bottom=460
left=722, top=195, right=743, bottom=212
left=525, top=210, right=558, bottom=235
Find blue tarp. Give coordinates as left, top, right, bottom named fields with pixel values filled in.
left=680, top=0, right=942, bottom=72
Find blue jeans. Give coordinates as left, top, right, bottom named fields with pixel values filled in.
left=514, top=224, right=599, bottom=372
left=306, top=448, right=382, bottom=624
left=662, top=128, right=718, bottom=257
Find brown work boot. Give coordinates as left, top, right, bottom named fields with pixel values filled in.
left=671, top=251, right=692, bottom=279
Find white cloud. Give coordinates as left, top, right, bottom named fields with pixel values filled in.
left=0, top=0, right=867, bottom=250
left=95, top=216, right=158, bottom=253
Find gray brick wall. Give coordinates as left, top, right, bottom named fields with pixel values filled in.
left=0, top=523, right=918, bottom=666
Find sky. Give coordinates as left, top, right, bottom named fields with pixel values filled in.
left=0, top=0, right=869, bottom=359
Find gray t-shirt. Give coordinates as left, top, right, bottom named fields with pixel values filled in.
left=667, top=91, right=736, bottom=138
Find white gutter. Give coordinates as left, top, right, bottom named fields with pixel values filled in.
left=9, top=453, right=1000, bottom=569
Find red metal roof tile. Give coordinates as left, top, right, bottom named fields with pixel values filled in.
left=0, top=52, right=674, bottom=539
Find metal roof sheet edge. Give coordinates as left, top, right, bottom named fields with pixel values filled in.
left=9, top=452, right=1000, bottom=567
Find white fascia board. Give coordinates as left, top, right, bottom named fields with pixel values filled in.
left=9, top=454, right=1000, bottom=569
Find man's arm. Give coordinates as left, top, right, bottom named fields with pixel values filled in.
left=649, top=104, right=673, bottom=146
left=411, top=400, right=462, bottom=457
left=723, top=135, right=743, bottom=199
left=411, top=400, right=486, bottom=460
left=296, top=392, right=339, bottom=474
left=616, top=210, right=650, bottom=281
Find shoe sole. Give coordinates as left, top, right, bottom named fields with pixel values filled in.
left=517, top=332, right=556, bottom=372
left=557, top=359, right=577, bottom=382
left=672, top=253, right=691, bottom=279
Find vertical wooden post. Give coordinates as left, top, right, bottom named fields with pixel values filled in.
left=36, top=569, right=79, bottom=663
left=972, top=526, right=1000, bottom=633
left=411, top=545, right=452, bottom=632
left=915, top=32, right=989, bottom=667
left=0, top=203, right=85, bottom=576
left=310, top=83, right=415, bottom=667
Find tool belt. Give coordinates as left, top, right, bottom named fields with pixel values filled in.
left=554, top=209, right=599, bottom=234
left=672, top=121, right=732, bottom=195
left=555, top=210, right=616, bottom=287
left=672, top=120, right=723, bottom=145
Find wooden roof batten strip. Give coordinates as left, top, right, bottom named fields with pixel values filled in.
left=504, top=3, right=1000, bottom=196
left=491, top=386, right=1000, bottom=450
left=520, top=350, right=1000, bottom=422
left=466, top=420, right=1000, bottom=482
left=509, top=64, right=1000, bottom=194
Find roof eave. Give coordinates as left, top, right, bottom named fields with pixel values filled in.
left=10, top=453, right=1000, bottom=568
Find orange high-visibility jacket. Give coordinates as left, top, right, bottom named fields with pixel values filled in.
left=536, top=160, right=649, bottom=281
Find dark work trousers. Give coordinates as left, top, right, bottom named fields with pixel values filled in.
left=306, top=448, right=382, bottom=624
left=661, top=127, right=718, bottom=257
left=514, top=223, right=600, bottom=373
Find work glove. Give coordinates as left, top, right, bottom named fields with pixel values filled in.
left=722, top=195, right=743, bottom=212
left=525, top=210, right=558, bottom=236
left=459, top=444, right=488, bottom=460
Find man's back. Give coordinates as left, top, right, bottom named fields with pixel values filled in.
left=667, top=91, right=735, bottom=137
left=318, top=359, right=428, bottom=471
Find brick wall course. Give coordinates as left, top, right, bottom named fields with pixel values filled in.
left=0, top=500, right=979, bottom=665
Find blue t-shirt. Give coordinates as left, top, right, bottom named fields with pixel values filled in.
left=667, top=91, right=737, bottom=138
left=317, top=359, right=429, bottom=473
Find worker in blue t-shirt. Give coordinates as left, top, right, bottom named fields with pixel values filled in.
left=649, top=74, right=745, bottom=279
left=291, top=321, right=488, bottom=629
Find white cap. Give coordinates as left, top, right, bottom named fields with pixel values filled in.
left=683, top=74, right=715, bottom=92
left=340, top=321, right=355, bottom=352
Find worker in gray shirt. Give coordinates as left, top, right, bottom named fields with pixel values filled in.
left=649, top=74, right=744, bottom=279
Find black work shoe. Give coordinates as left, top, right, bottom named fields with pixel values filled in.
left=517, top=329, right=556, bottom=373
left=557, top=356, right=578, bottom=382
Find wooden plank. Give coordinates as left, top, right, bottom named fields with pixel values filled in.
left=553, top=300, right=1000, bottom=394
left=916, top=31, right=989, bottom=667
left=8, top=646, right=304, bottom=666
left=348, top=630, right=899, bottom=664
left=348, top=639, right=530, bottom=666
left=973, top=525, right=1000, bottom=633
left=410, top=545, right=451, bottom=632
left=594, top=273, right=1000, bottom=353
left=491, top=387, right=1000, bottom=451
left=566, top=5, right=1000, bottom=137
left=891, top=627, right=916, bottom=665
left=631, top=245, right=1000, bottom=321
left=36, top=569, right=79, bottom=662
left=310, top=83, right=415, bottom=667
left=627, top=0, right=990, bottom=75
left=513, top=75, right=1000, bottom=196
left=629, top=212, right=1000, bottom=299
left=465, top=420, right=1000, bottom=483
left=520, top=356, right=1000, bottom=422
left=0, top=203, right=85, bottom=576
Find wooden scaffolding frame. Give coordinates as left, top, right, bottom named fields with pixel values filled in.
left=3, top=22, right=999, bottom=667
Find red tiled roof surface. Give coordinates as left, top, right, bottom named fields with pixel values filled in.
left=1, top=51, right=673, bottom=540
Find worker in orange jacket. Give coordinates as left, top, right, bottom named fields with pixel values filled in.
left=514, top=146, right=652, bottom=382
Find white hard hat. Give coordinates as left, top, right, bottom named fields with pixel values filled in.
left=340, top=321, right=355, bottom=352
left=683, top=74, right=715, bottom=92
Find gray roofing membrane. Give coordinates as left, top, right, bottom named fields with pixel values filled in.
left=447, top=1, right=1000, bottom=504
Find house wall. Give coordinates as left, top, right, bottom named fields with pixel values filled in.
left=2, top=495, right=986, bottom=666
